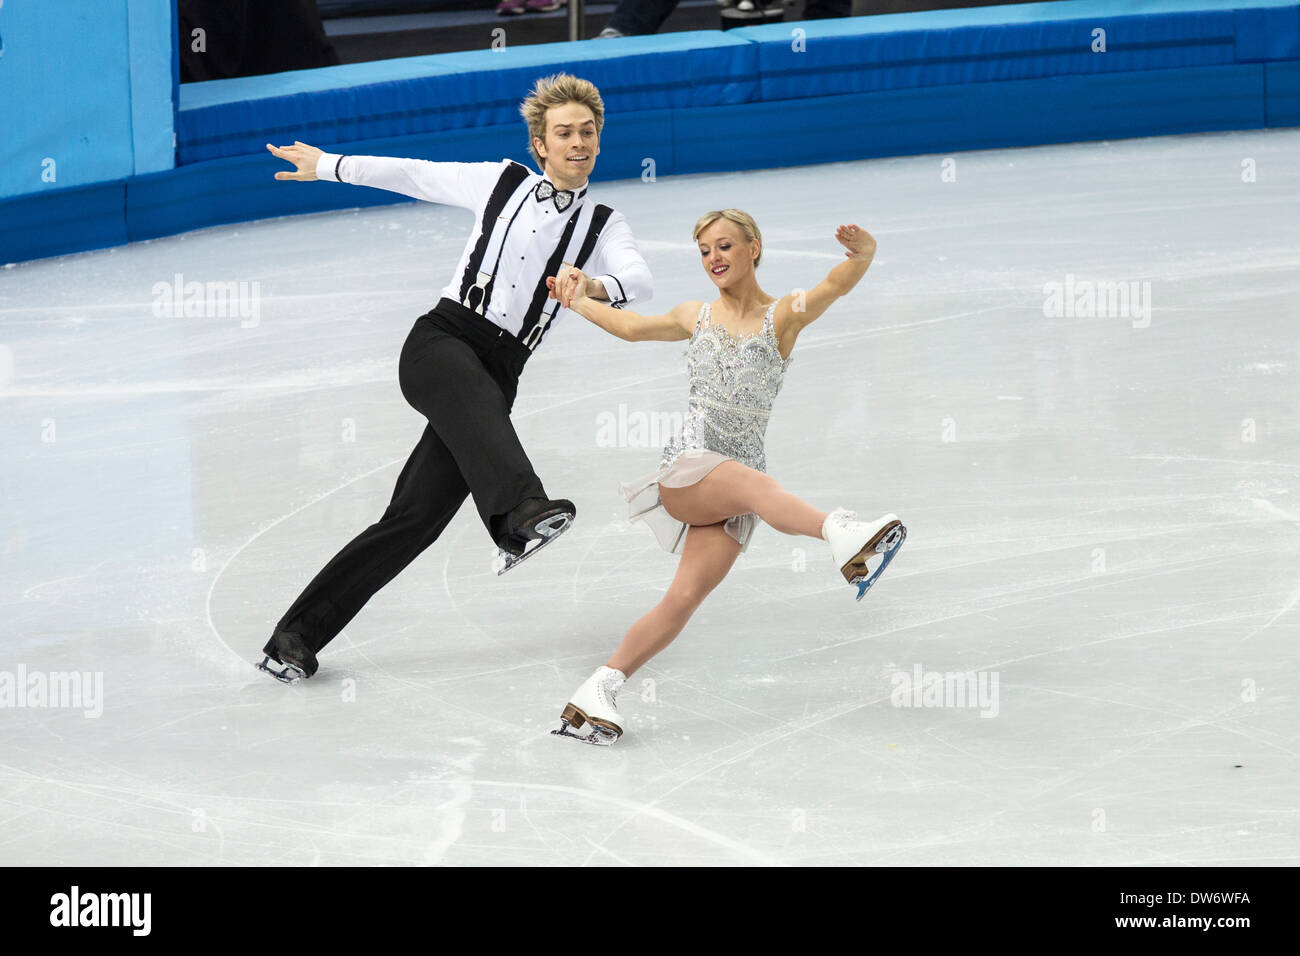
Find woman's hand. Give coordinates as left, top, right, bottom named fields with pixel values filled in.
left=547, top=267, right=595, bottom=309
left=836, top=224, right=876, bottom=260
left=267, top=141, right=323, bottom=181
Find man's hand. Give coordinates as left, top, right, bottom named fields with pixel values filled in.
left=546, top=267, right=602, bottom=309
left=267, top=141, right=323, bottom=181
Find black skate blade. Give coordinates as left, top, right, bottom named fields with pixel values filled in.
left=852, top=524, right=907, bottom=601
left=495, top=513, right=573, bottom=575
left=550, top=718, right=619, bottom=746
left=255, top=655, right=306, bottom=684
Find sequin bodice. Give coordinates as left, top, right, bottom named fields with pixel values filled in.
left=660, top=302, right=790, bottom=472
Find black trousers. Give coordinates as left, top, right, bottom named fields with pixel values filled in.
left=274, top=298, right=546, bottom=654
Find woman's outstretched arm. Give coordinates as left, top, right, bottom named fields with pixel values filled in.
left=548, top=271, right=696, bottom=343
left=774, top=224, right=877, bottom=348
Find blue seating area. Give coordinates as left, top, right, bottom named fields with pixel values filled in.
left=4, top=0, right=1298, bottom=264
left=177, top=33, right=761, bottom=165
left=735, top=0, right=1292, bottom=100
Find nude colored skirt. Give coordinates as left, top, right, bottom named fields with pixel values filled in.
left=618, top=449, right=760, bottom=555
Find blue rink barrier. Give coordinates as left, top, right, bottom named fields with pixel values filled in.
left=0, top=0, right=175, bottom=203
left=175, top=33, right=759, bottom=166
left=2, top=0, right=1298, bottom=264
left=1268, top=60, right=1300, bottom=122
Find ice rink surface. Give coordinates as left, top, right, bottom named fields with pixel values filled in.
left=2, top=129, right=1298, bottom=866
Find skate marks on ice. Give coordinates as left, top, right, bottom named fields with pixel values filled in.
left=456, top=780, right=785, bottom=867
left=201, top=364, right=693, bottom=675
left=201, top=303, right=995, bottom=676
left=204, top=455, right=408, bottom=673
left=1241, top=497, right=1300, bottom=644
left=5, top=129, right=1300, bottom=864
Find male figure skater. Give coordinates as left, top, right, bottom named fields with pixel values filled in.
left=257, top=74, right=652, bottom=682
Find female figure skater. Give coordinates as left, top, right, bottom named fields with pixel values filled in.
left=546, top=210, right=906, bottom=745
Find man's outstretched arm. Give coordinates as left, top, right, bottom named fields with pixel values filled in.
left=266, top=140, right=503, bottom=211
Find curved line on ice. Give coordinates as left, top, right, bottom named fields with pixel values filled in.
left=203, top=457, right=407, bottom=669
left=205, top=309, right=991, bottom=669
left=204, top=370, right=681, bottom=669
left=469, top=778, right=785, bottom=867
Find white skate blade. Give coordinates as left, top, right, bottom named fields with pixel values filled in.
left=551, top=718, right=620, bottom=746
left=549, top=702, right=622, bottom=745
left=495, top=513, right=573, bottom=575
left=255, top=655, right=305, bottom=684
left=843, top=520, right=907, bottom=601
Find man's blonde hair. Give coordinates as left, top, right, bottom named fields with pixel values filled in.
left=692, top=209, right=763, bottom=268
left=519, top=74, right=605, bottom=171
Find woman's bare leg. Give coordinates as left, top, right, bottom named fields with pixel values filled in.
left=659, top=461, right=827, bottom=538
left=606, top=523, right=741, bottom=678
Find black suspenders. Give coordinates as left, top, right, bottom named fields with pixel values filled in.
left=574, top=204, right=614, bottom=273
left=518, top=203, right=615, bottom=352
left=459, top=161, right=531, bottom=314
left=459, top=162, right=618, bottom=352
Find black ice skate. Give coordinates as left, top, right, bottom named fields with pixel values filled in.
left=494, top=497, right=576, bottom=575
left=256, top=629, right=318, bottom=683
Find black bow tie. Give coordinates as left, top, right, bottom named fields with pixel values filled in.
left=535, top=180, right=575, bottom=212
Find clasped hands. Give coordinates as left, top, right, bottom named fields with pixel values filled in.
left=545, top=268, right=599, bottom=309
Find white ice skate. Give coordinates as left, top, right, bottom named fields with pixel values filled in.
left=823, top=508, right=906, bottom=601
left=551, top=665, right=627, bottom=746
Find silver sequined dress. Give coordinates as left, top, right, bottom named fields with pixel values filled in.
left=620, top=301, right=790, bottom=554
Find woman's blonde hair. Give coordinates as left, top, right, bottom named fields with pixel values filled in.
left=519, top=74, right=605, bottom=171
left=692, top=209, right=763, bottom=268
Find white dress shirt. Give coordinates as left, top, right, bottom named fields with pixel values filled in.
left=315, top=152, right=652, bottom=342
